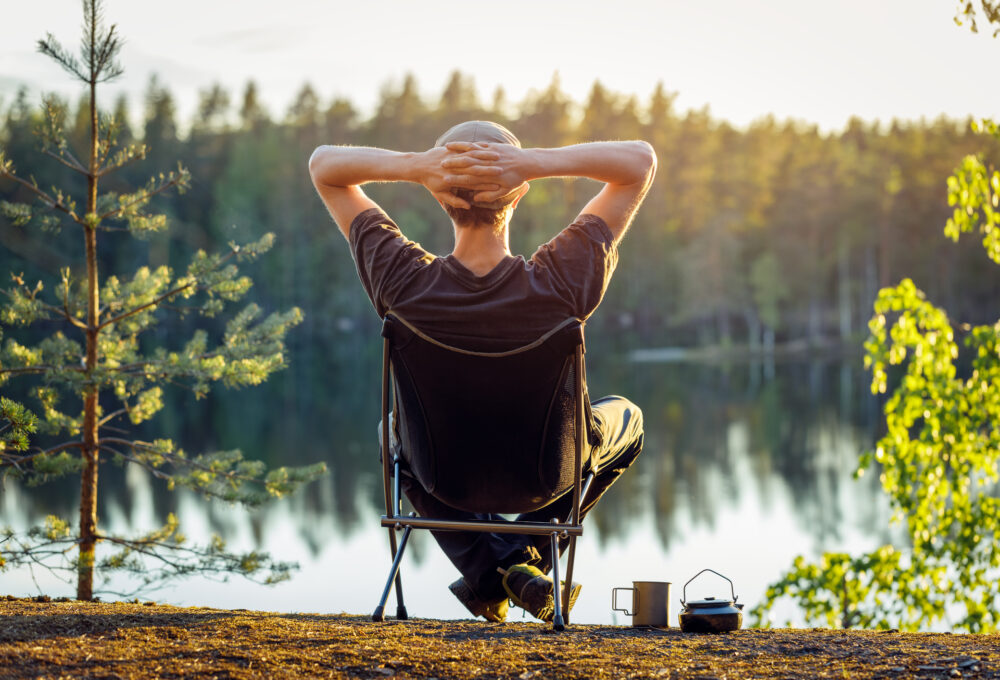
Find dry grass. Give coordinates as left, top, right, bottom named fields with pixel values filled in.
left=1, top=598, right=998, bottom=679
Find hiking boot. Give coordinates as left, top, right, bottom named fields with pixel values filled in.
left=449, top=577, right=508, bottom=622
left=500, top=564, right=581, bottom=623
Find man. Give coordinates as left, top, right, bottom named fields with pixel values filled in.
left=309, top=121, right=655, bottom=622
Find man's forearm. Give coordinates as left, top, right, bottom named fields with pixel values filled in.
left=308, top=146, right=420, bottom=188
left=521, top=141, right=655, bottom=186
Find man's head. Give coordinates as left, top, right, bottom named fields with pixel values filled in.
left=435, top=121, right=523, bottom=230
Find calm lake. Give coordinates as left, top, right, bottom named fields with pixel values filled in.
left=2, top=328, right=892, bottom=626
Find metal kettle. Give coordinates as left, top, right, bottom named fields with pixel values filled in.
left=678, top=568, right=744, bottom=633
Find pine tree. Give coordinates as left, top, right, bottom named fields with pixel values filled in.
left=0, top=0, right=324, bottom=600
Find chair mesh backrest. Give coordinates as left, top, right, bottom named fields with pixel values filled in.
left=383, top=315, right=584, bottom=514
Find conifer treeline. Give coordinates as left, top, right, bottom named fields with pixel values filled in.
left=3, top=72, right=998, bottom=350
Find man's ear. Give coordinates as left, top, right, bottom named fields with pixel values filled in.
left=510, top=182, right=530, bottom=209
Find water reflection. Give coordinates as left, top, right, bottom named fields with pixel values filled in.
left=2, top=328, right=890, bottom=623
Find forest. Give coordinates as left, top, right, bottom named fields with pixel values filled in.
left=3, top=71, right=999, bottom=356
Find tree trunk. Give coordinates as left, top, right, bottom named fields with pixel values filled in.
left=808, top=298, right=822, bottom=344
left=763, top=325, right=776, bottom=381
left=743, top=308, right=761, bottom=353
left=838, top=242, right=852, bottom=340
left=878, top=216, right=890, bottom=289
left=864, top=246, right=878, bottom=319
left=716, top=308, right=731, bottom=347
left=77, top=65, right=101, bottom=601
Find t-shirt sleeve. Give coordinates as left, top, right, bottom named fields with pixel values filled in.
left=349, top=208, right=435, bottom=317
left=528, top=214, right=619, bottom=319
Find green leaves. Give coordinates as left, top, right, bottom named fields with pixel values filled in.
left=217, top=304, right=304, bottom=388
left=0, top=398, right=38, bottom=453
left=0, top=201, right=32, bottom=227
left=953, top=0, right=1000, bottom=37
left=756, top=276, right=1000, bottom=632
left=107, top=441, right=327, bottom=507
left=99, top=166, right=191, bottom=237
left=756, top=117, right=1000, bottom=633
left=0, top=275, right=51, bottom=327
left=946, top=154, right=1000, bottom=264
left=944, top=120, right=1000, bottom=264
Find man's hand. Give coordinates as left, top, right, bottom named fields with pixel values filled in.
left=417, top=145, right=504, bottom=209
left=440, top=142, right=530, bottom=205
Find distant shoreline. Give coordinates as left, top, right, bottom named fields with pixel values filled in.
left=629, top=336, right=858, bottom=364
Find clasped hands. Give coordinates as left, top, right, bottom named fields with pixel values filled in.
left=422, top=142, right=529, bottom=210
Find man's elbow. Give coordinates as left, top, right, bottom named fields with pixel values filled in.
left=634, top=141, right=657, bottom=185
left=308, top=145, right=334, bottom=185
left=309, top=144, right=341, bottom=187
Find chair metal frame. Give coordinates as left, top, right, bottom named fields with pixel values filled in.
left=371, top=315, right=595, bottom=631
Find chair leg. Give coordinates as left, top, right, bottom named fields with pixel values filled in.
left=393, top=568, right=408, bottom=621
left=562, top=534, right=578, bottom=625
left=550, top=524, right=565, bottom=632
left=372, top=525, right=412, bottom=622
left=391, top=474, right=409, bottom=621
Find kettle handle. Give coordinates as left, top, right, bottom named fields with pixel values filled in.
left=681, top=568, right=738, bottom=606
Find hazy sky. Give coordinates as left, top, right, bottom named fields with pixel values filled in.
left=2, top=0, right=997, bottom=134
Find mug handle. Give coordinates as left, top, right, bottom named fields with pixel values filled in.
left=612, top=587, right=636, bottom=616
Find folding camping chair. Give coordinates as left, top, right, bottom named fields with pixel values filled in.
left=371, top=312, right=596, bottom=631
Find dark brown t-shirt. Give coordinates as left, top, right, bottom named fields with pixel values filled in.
left=349, top=208, right=618, bottom=351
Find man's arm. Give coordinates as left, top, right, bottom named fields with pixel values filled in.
left=308, top=145, right=501, bottom=239
left=442, top=141, right=657, bottom=242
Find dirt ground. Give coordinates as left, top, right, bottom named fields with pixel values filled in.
left=1, top=598, right=998, bottom=679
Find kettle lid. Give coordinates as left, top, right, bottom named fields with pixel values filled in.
left=684, top=596, right=736, bottom=609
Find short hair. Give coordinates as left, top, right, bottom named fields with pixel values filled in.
left=444, top=190, right=510, bottom=230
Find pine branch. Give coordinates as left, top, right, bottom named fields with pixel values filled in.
left=38, top=440, right=83, bottom=456
left=97, top=438, right=259, bottom=484
left=60, top=275, right=88, bottom=330
left=111, top=364, right=211, bottom=392
left=93, top=24, right=123, bottom=83
left=5, top=540, right=79, bottom=584
left=97, top=143, right=147, bottom=178
left=99, top=445, right=172, bottom=482
left=0, top=365, right=74, bottom=376
left=0, top=277, right=87, bottom=329
left=41, top=148, right=88, bottom=176
left=92, top=532, right=296, bottom=591
left=36, top=34, right=87, bottom=82
left=97, top=173, right=185, bottom=221
left=96, top=282, right=192, bottom=331
left=97, top=408, right=127, bottom=427
left=48, top=302, right=88, bottom=329
left=99, top=424, right=129, bottom=435
left=2, top=440, right=84, bottom=470
left=95, top=535, right=189, bottom=570
left=94, top=241, right=246, bottom=332
left=0, top=529, right=81, bottom=590
left=0, top=171, right=83, bottom=224
left=112, top=347, right=226, bottom=377
left=20, top=287, right=86, bottom=329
